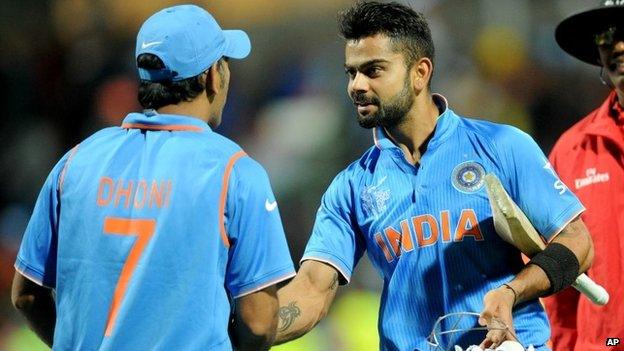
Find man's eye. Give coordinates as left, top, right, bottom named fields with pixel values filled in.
left=367, top=67, right=381, bottom=76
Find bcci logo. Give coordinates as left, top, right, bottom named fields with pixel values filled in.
left=361, top=176, right=391, bottom=217
left=452, top=161, right=485, bottom=193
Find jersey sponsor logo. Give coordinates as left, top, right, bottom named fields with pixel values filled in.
left=451, top=161, right=485, bottom=193
left=265, top=199, right=278, bottom=211
left=374, top=209, right=483, bottom=262
left=361, top=176, right=391, bottom=217
left=97, top=177, right=173, bottom=209
left=574, top=168, right=610, bottom=190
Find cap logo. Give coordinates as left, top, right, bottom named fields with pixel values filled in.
left=141, top=41, right=163, bottom=49
left=604, top=0, right=624, bottom=6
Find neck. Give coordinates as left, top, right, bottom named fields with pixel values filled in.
left=157, top=98, right=212, bottom=124
left=385, top=93, right=440, bottom=165
left=617, top=89, right=624, bottom=108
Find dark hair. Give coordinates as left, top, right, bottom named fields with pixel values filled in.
left=338, top=1, right=435, bottom=70
left=137, top=54, right=208, bottom=110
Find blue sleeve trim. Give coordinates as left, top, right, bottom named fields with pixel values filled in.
left=231, top=265, right=296, bottom=299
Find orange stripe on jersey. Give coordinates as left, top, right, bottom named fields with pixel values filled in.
left=218, top=150, right=248, bottom=248
left=58, top=144, right=80, bottom=195
left=121, top=123, right=204, bottom=132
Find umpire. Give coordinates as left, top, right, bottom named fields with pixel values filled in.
left=545, top=2, right=624, bottom=350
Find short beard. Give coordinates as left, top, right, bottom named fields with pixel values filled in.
left=356, top=77, right=414, bottom=129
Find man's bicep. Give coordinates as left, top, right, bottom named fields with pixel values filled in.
left=550, top=216, right=594, bottom=272
left=299, top=260, right=342, bottom=293
left=11, top=270, right=54, bottom=310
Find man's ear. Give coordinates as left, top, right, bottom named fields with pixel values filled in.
left=204, top=63, right=221, bottom=99
left=410, top=57, right=433, bottom=93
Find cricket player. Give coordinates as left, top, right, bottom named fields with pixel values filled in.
left=11, top=5, right=294, bottom=350
left=274, top=2, right=594, bottom=350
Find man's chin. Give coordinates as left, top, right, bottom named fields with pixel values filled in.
left=356, top=113, right=379, bottom=129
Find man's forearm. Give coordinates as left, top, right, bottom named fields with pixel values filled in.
left=507, top=217, right=594, bottom=304
left=12, top=290, right=56, bottom=347
left=230, top=314, right=274, bottom=351
left=230, top=286, right=279, bottom=351
left=505, top=263, right=551, bottom=305
left=275, top=264, right=339, bottom=344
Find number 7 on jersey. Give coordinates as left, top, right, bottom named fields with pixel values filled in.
left=103, top=217, right=156, bottom=336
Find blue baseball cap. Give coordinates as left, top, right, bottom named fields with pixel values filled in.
left=135, top=4, right=251, bottom=82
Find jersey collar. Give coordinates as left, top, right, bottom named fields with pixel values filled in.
left=584, top=91, right=622, bottom=138
left=609, top=91, right=624, bottom=125
left=121, top=110, right=211, bottom=132
left=372, top=93, right=455, bottom=151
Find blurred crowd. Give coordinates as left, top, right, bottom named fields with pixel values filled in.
left=0, top=0, right=613, bottom=350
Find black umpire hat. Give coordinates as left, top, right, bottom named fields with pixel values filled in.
left=555, top=0, right=624, bottom=66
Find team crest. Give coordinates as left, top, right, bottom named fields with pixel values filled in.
left=451, top=161, right=485, bottom=193
left=361, top=176, right=391, bottom=217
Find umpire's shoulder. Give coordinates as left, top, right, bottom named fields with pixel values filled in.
left=551, top=112, right=596, bottom=155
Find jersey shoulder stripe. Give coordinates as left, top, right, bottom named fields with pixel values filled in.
left=219, top=150, right=248, bottom=248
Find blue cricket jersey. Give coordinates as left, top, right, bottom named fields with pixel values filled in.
left=302, top=95, right=584, bottom=351
left=15, top=111, right=295, bottom=350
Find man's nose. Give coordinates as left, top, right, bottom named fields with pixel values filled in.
left=350, top=72, right=370, bottom=94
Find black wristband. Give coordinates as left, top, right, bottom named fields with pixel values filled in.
left=529, top=243, right=580, bottom=296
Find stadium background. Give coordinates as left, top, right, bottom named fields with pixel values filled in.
left=0, top=0, right=610, bottom=349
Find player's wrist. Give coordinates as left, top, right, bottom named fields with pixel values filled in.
left=500, top=283, right=517, bottom=307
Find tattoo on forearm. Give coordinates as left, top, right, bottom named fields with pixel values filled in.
left=278, top=301, right=301, bottom=332
left=330, top=272, right=339, bottom=291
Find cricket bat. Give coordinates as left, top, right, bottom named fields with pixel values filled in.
left=484, top=173, right=609, bottom=306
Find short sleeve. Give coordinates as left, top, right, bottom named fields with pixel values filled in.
left=15, top=152, right=71, bottom=288
left=301, top=171, right=365, bottom=284
left=497, top=127, right=585, bottom=241
left=224, top=156, right=295, bottom=298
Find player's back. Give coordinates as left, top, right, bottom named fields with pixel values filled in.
left=53, top=112, right=245, bottom=350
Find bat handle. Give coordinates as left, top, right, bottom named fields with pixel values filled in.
left=571, top=273, right=609, bottom=306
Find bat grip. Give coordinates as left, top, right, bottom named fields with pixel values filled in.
left=571, top=273, right=609, bottom=306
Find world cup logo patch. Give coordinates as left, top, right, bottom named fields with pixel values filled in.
left=451, top=161, right=485, bottom=193
left=361, top=176, right=390, bottom=217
